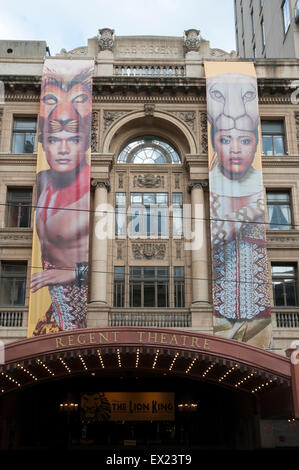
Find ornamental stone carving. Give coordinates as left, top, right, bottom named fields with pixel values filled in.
left=144, top=104, right=155, bottom=116
left=133, top=174, right=164, bottom=188
left=188, top=179, right=208, bottom=191
left=132, top=243, right=166, bottom=260
left=58, top=47, right=88, bottom=56
left=200, top=112, right=208, bottom=154
left=184, top=29, right=200, bottom=53
left=91, top=111, right=99, bottom=152
left=295, top=112, right=299, bottom=154
left=171, top=111, right=195, bottom=131
left=103, top=111, right=128, bottom=131
left=91, top=179, right=111, bottom=191
left=98, top=28, right=115, bottom=52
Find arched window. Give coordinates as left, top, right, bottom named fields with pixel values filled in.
left=117, top=136, right=181, bottom=164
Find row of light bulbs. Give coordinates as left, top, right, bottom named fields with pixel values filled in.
left=78, top=354, right=88, bottom=371
left=1, top=371, right=21, bottom=387
left=97, top=350, right=105, bottom=368
left=185, top=357, right=197, bottom=374
left=36, top=359, right=55, bottom=377
left=117, top=349, right=122, bottom=368
left=202, top=363, right=215, bottom=378
left=218, top=364, right=239, bottom=383
left=169, top=353, right=180, bottom=371
left=135, top=349, right=140, bottom=368
left=152, top=349, right=160, bottom=369
left=234, top=371, right=258, bottom=388
left=251, top=379, right=274, bottom=393
left=59, top=357, right=71, bottom=373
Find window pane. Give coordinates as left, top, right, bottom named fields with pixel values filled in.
left=273, top=136, right=285, bottom=155
left=157, top=283, right=168, bottom=307
left=273, top=282, right=284, bottom=306
left=262, top=121, right=284, bottom=133
left=272, top=265, right=295, bottom=277
left=13, top=118, right=37, bottom=130
left=262, top=135, right=273, bottom=155
left=285, top=280, right=296, bottom=306
left=114, top=267, right=125, bottom=279
left=12, top=133, right=25, bottom=154
left=172, top=193, right=182, bottom=205
left=131, top=283, right=141, bottom=307
left=267, top=192, right=290, bottom=202
left=144, top=284, right=155, bottom=307
left=143, top=193, right=155, bottom=205
left=156, top=193, right=168, bottom=206
left=116, top=208, right=126, bottom=235
left=174, top=267, right=184, bottom=278
left=131, top=193, right=142, bottom=205
left=0, top=263, right=27, bottom=306
left=144, top=267, right=155, bottom=278
left=116, top=193, right=126, bottom=206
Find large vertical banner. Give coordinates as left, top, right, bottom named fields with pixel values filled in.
left=28, top=59, right=94, bottom=336
left=205, top=62, right=271, bottom=348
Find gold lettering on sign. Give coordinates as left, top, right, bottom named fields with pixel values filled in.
left=68, top=335, right=74, bottom=346
left=112, top=331, right=119, bottom=342
left=191, top=337, right=201, bottom=348
left=89, top=333, right=96, bottom=344
left=98, top=333, right=109, bottom=343
left=55, top=337, right=66, bottom=348
left=161, top=333, right=167, bottom=344
left=181, top=335, right=188, bottom=346
left=138, top=331, right=145, bottom=343
left=203, top=339, right=210, bottom=350
left=148, top=332, right=159, bottom=343
left=78, top=334, right=86, bottom=345
left=169, top=335, right=178, bottom=345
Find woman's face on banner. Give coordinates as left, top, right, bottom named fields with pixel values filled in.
left=213, top=128, right=257, bottom=179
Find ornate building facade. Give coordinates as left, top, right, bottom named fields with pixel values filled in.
left=0, top=29, right=299, bottom=450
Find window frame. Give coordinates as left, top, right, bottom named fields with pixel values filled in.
left=0, top=261, right=27, bottom=307
left=11, top=117, right=37, bottom=154
left=261, top=119, right=286, bottom=156
left=271, top=263, right=298, bottom=307
left=266, top=189, right=293, bottom=231
left=5, top=187, right=33, bottom=228
left=129, top=192, right=169, bottom=238
left=129, top=266, right=169, bottom=308
left=113, top=266, right=125, bottom=307
left=174, top=266, right=185, bottom=308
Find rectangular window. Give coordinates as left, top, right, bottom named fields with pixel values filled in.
left=282, top=0, right=291, bottom=33
left=129, top=266, right=169, bottom=307
left=130, top=193, right=169, bottom=237
left=266, top=191, right=292, bottom=230
left=174, top=267, right=185, bottom=308
left=172, top=193, right=183, bottom=237
left=114, top=266, right=125, bottom=307
left=6, top=188, right=32, bottom=228
left=115, top=193, right=126, bottom=236
left=262, top=120, right=285, bottom=156
left=12, top=118, right=37, bottom=154
left=272, top=264, right=297, bottom=307
left=0, top=261, right=27, bottom=306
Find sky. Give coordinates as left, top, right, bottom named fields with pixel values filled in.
left=0, top=0, right=236, bottom=56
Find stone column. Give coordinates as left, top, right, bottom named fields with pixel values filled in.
left=90, top=179, right=110, bottom=303
left=188, top=179, right=209, bottom=304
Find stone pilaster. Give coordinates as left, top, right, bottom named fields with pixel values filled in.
left=188, top=179, right=209, bottom=305
left=90, top=178, right=110, bottom=303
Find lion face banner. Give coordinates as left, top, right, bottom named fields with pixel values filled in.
left=204, top=62, right=272, bottom=348
left=27, top=59, right=94, bottom=337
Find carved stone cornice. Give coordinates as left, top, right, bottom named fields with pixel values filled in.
left=261, top=155, right=299, bottom=167
left=0, top=229, right=32, bottom=247
left=133, top=174, right=164, bottom=188
left=188, top=179, right=209, bottom=191
left=169, top=111, right=196, bottom=131
left=132, top=242, right=166, bottom=260
left=266, top=230, right=299, bottom=249
left=91, top=178, right=111, bottom=191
